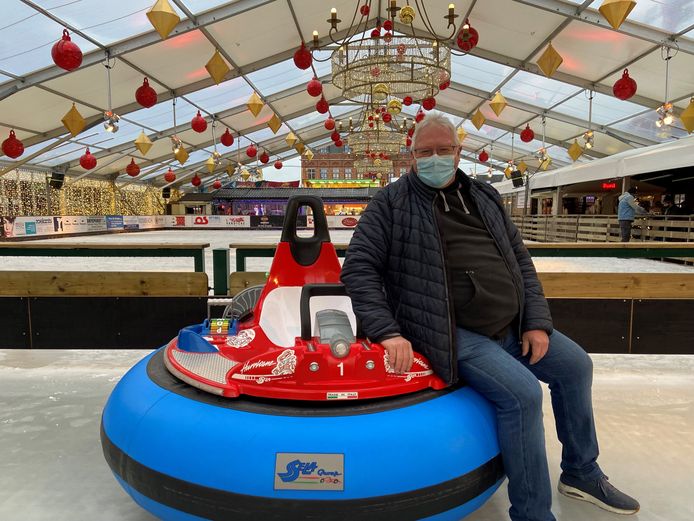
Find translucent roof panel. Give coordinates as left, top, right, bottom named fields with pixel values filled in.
left=285, top=104, right=357, bottom=130
left=0, top=3, right=98, bottom=75
left=246, top=56, right=332, bottom=97
left=126, top=98, right=199, bottom=132
left=181, top=0, right=242, bottom=15
left=611, top=112, right=690, bottom=143
left=30, top=0, right=175, bottom=46
left=184, top=76, right=254, bottom=115
left=502, top=71, right=581, bottom=109
left=461, top=121, right=508, bottom=141
left=621, top=0, right=694, bottom=34
left=450, top=54, right=514, bottom=92
left=553, top=91, right=645, bottom=126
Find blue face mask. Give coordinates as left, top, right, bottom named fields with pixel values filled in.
left=415, top=154, right=456, bottom=188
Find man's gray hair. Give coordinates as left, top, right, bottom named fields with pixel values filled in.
left=411, top=111, right=458, bottom=150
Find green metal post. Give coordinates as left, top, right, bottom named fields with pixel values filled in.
left=212, top=248, right=230, bottom=295
left=193, top=250, right=205, bottom=273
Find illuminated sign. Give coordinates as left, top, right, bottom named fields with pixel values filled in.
left=602, top=182, right=617, bottom=190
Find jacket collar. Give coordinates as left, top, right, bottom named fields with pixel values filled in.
left=405, top=167, right=472, bottom=201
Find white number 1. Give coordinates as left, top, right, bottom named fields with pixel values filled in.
left=337, top=362, right=344, bottom=377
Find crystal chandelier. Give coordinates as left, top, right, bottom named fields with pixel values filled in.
left=296, top=1, right=475, bottom=106
left=354, top=158, right=393, bottom=179
left=347, top=108, right=406, bottom=157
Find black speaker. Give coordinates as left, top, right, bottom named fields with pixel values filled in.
left=162, top=187, right=171, bottom=199
left=49, top=172, right=64, bottom=189
left=511, top=170, right=524, bottom=188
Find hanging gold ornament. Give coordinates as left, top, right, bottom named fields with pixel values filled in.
left=285, top=132, right=297, bottom=147
left=471, top=109, right=486, bottom=130
left=399, top=5, right=416, bottom=24
left=267, top=113, right=282, bottom=134
left=387, top=99, right=403, bottom=115
left=373, top=83, right=389, bottom=102
left=61, top=103, right=86, bottom=136
left=504, top=165, right=513, bottom=179
left=226, top=163, right=236, bottom=176
left=146, top=0, right=181, bottom=40
left=537, top=43, right=563, bottom=78
left=240, top=169, right=250, bottom=181
left=517, top=160, right=528, bottom=174
left=205, top=50, right=230, bottom=85
left=598, top=0, right=636, bottom=30
left=457, top=127, right=467, bottom=143
left=247, top=92, right=264, bottom=117
left=304, top=149, right=314, bottom=161
left=295, top=142, right=306, bottom=155
left=174, top=146, right=189, bottom=164
left=680, top=97, right=694, bottom=134
left=539, top=154, right=552, bottom=171
left=374, top=158, right=382, bottom=166
left=206, top=156, right=216, bottom=173
left=134, top=130, right=153, bottom=155
left=489, top=91, right=508, bottom=117
left=256, top=168, right=263, bottom=180
left=568, top=140, right=584, bottom=162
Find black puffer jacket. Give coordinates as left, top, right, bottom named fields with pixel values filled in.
left=341, top=169, right=553, bottom=385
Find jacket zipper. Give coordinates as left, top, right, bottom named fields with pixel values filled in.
left=432, top=194, right=457, bottom=384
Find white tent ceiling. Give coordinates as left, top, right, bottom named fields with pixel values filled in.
left=0, top=0, right=692, bottom=190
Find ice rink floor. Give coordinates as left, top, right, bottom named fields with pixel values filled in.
left=0, top=349, right=692, bottom=521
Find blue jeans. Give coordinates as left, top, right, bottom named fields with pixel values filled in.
left=456, top=327, right=601, bottom=521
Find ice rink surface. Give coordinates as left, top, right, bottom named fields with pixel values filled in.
left=1, top=230, right=693, bottom=286
left=0, top=350, right=692, bottom=521
left=1, top=230, right=693, bottom=520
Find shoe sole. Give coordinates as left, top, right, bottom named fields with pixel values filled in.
left=558, top=481, right=639, bottom=515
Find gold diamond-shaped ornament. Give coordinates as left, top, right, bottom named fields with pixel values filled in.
left=537, top=43, right=563, bottom=78
left=206, top=156, right=216, bottom=173
left=504, top=165, right=513, bottom=179
left=146, top=0, right=181, bottom=40
left=680, top=97, right=694, bottom=134
left=134, top=130, right=153, bottom=155
left=568, top=140, right=584, bottom=162
left=457, top=127, right=467, bottom=143
left=598, top=0, right=636, bottom=30
left=295, top=142, right=305, bottom=155
left=304, top=149, right=314, bottom=161
left=206, top=50, right=230, bottom=85
left=226, top=163, right=236, bottom=176
left=247, top=92, right=264, bottom=118
left=267, top=113, right=282, bottom=134
left=285, top=132, right=297, bottom=147
left=61, top=103, right=86, bottom=137
left=540, top=155, right=552, bottom=171
left=489, top=91, right=507, bottom=117
left=174, top=146, right=189, bottom=165
left=471, top=109, right=486, bottom=130
left=517, top=160, right=528, bottom=174
left=240, top=169, right=250, bottom=181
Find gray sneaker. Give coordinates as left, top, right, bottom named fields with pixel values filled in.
left=558, top=473, right=640, bottom=515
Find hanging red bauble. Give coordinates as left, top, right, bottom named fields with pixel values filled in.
left=415, top=110, right=425, bottom=123
left=406, top=137, right=412, bottom=147
left=383, top=32, right=393, bottom=43
left=360, top=4, right=370, bottom=16
left=221, top=128, right=234, bottom=146
left=368, top=122, right=374, bottom=128
left=306, top=77, right=322, bottom=97
left=370, top=153, right=376, bottom=159
left=1, top=130, right=24, bottom=159
left=335, top=139, right=343, bottom=147
left=368, top=115, right=374, bottom=121
left=191, top=110, right=207, bottom=133
left=274, top=160, right=283, bottom=170
left=457, top=20, right=479, bottom=52
left=380, top=106, right=387, bottom=112
left=191, top=174, right=202, bottom=187
left=164, top=168, right=176, bottom=183
left=79, top=148, right=96, bottom=170
left=407, top=127, right=415, bottom=137
left=259, top=151, right=270, bottom=164
left=479, top=150, right=489, bottom=162
left=51, top=29, right=83, bottom=71
left=293, top=42, right=312, bottom=70
left=246, top=144, right=257, bottom=158
left=423, top=97, right=436, bottom=110
left=397, top=43, right=407, bottom=55
left=383, top=113, right=392, bottom=123
left=403, top=96, right=413, bottom=106
left=613, top=68, right=637, bottom=101
left=135, top=77, right=157, bottom=108
left=371, top=28, right=381, bottom=38
left=125, top=158, right=140, bottom=177
left=324, top=117, right=335, bottom=130
left=316, top=97, right=329, bottom=114
left=439, top=79, right=450, bottom=90
left=213, top=180, right=222, bottom=190
left=520, top=124, right=535, bottom=143
left=379, top=152, right=385, bottom=159
left=371, top=66, right=381, bottom=77
left=383, top=19, right=393, bottom=31
left=331, top=131, right=340, bottom=142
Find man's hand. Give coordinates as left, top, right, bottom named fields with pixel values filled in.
left=522, top=330, right=550, bottom=365
left=380, top=335, right=413, bottom=374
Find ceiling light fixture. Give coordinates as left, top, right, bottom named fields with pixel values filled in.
left=103, top=57, right=120, bottom=133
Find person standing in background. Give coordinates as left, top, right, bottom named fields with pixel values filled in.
left=617, top=187, right=647, bottom=242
